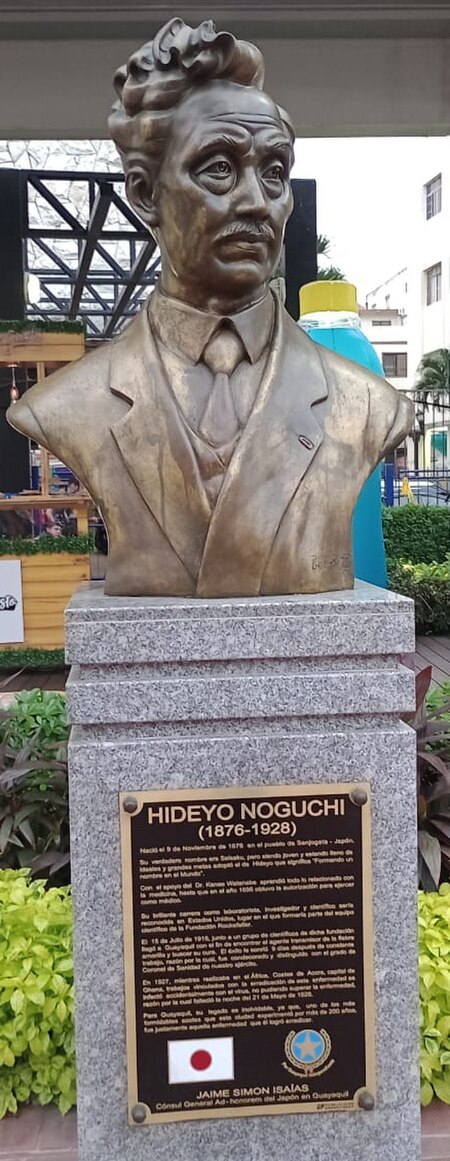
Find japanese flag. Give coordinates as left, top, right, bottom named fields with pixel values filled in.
left=168, top=1037, right=234, bottom=1084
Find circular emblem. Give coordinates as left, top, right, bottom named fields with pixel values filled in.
left=190, top=1050, right=212, bottom=1072
left=284, top=1028, right=332, bottom=1076
left=291, top=1030, right=325, bottom=1065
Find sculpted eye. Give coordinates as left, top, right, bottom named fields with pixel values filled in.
left=194, top=155, right=235, bottom=193
left=264, top=163, right=285, bottom=182
left=200, top=159, right=232, bottom=178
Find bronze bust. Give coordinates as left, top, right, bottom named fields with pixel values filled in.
left=8, top=17, right=413, bottom=597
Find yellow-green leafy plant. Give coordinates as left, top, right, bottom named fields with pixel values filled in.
left=419, top=883, right=450, bottom=1104
left=0, top=869, right=75, bottom=1117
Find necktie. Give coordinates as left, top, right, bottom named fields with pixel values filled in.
left=200, top=326, right=246, bottom=446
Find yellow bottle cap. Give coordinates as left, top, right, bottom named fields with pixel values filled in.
left=299, top=281, right=358, bottom=316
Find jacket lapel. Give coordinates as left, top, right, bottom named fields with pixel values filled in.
left=197, top=297, right=329, bottom=596
left=109, top=308, right=211, bottom=583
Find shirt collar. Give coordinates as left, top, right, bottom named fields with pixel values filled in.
left=148, top=286, right=274, bottom=366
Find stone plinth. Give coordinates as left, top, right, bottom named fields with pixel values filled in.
left=66, top=580, right=420, bottom=1161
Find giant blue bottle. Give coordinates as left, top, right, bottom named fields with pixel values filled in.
left=299, top=280, right=387, bottom=588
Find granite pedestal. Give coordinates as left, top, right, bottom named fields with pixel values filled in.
left=65, top=580, right=420, bottom=1161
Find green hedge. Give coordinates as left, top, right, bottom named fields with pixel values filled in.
left=384, top=509, right=450, bottom=634
left=0, top=535, right=94, bottom=557
left=388, top=559, right=450, bottom=635
left=383, top=506, right=450, bottom=564
left=0, top=649, right=65, bottom=672
left=0, top=320, right=84, bottom=334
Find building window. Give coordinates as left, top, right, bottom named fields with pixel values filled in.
left=382, top=352, right=408, bottom=378
left=425, top=262, right=442, bottom=305
left=425, top=174, right=442, bottom=219
left=431, top=430, right=448, bottom=461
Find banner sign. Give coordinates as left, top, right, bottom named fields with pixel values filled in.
left=0, top=560, right=24, bottom=643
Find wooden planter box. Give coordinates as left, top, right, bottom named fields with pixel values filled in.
left=0, top=553, right=89, bottom=650
left=0, top=330, right=85, bottom=365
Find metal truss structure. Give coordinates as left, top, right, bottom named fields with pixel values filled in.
left=0, top=169, right=315, bottom=338
left=21, top=170, right=161, bottom=339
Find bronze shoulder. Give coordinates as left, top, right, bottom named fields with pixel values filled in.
left=307, top=341, right=413, bottom=461
left=7, top=342, right=113, bottom=455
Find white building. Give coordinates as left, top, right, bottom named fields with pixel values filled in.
left=360, top=271, right=411, bottom=468
left=365, top=269, right=409, bottom=318
left=408, top=143, right=450, bottom=469
left=360, top=300, right=409, bottom=394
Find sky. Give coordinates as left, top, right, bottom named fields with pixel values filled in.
left=292, top=136, right=449, bottom=299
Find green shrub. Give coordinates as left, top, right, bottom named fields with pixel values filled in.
left=0, top=689, right=67, bottom=754
left=419, top=884, right=450, bottom=1104
left=0, top=869, right=75, bottom=1118
left=0, top=691, right=69, bottom=881
left=388, top=558, right=450, bottom=635
left=427, top=682, right=450, bottom=715
left=383, top=506, right=450, bottom=564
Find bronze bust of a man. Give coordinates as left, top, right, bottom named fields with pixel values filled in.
left=8, top=17, right=412, bottom=597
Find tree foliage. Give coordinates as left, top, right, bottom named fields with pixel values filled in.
left=382, top=506, right=450, bottom=565
left=316, top=234, right=345, bottom=282
left=415, top=349, right=450, bottom=407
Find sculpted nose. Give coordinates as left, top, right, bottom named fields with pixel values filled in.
left=235, top=169, right=269, bottom=218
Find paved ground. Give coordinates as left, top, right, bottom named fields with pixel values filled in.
left=415, top=636, right=450, bottom=689
left=0, top=1102, right=449, bottom=1159
left=0, top=1106, right=77, bottom=1159
left=423, top=1101, right=450, bottom=1160
left=0, top=670, right=67, bottom=693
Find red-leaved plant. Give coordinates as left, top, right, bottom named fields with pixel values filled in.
left=404, top=666, right=450, bottom=891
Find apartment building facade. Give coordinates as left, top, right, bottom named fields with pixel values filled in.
left=408, top=143, right=450, bottom=469
left=358, top=285, right=411, bottom=470
left=361, top=269, right=410, bottom=394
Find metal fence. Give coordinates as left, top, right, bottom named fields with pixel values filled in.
left=382, top=464, right=450, bottom=507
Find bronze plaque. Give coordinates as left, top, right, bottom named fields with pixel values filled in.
left=120, top=783, right=375, bottom=1124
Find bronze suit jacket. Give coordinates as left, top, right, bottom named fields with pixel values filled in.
left=7, top=293, right=413, bottom=597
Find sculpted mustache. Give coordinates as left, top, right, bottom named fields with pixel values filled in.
left=218, top=222, right=275, bottom=242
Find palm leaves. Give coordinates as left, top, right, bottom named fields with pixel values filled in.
left=316, top=234, right=333, bottom=257
left=415, top=349, right=450, bottom=408
left=316, top=234, right=345, bottom=282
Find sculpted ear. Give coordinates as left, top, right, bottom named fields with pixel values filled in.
left=125, top=166, right=159, bottom=228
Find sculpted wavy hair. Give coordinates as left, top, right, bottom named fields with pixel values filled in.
left=109, top=16, right=294, bottom=196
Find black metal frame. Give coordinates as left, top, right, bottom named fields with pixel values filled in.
left=0, top=169, right=316, bottom=339
left=13, top=169, right=161, bottom=338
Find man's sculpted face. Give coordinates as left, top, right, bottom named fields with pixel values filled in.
left=150, top=82, right=294, bottom=312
